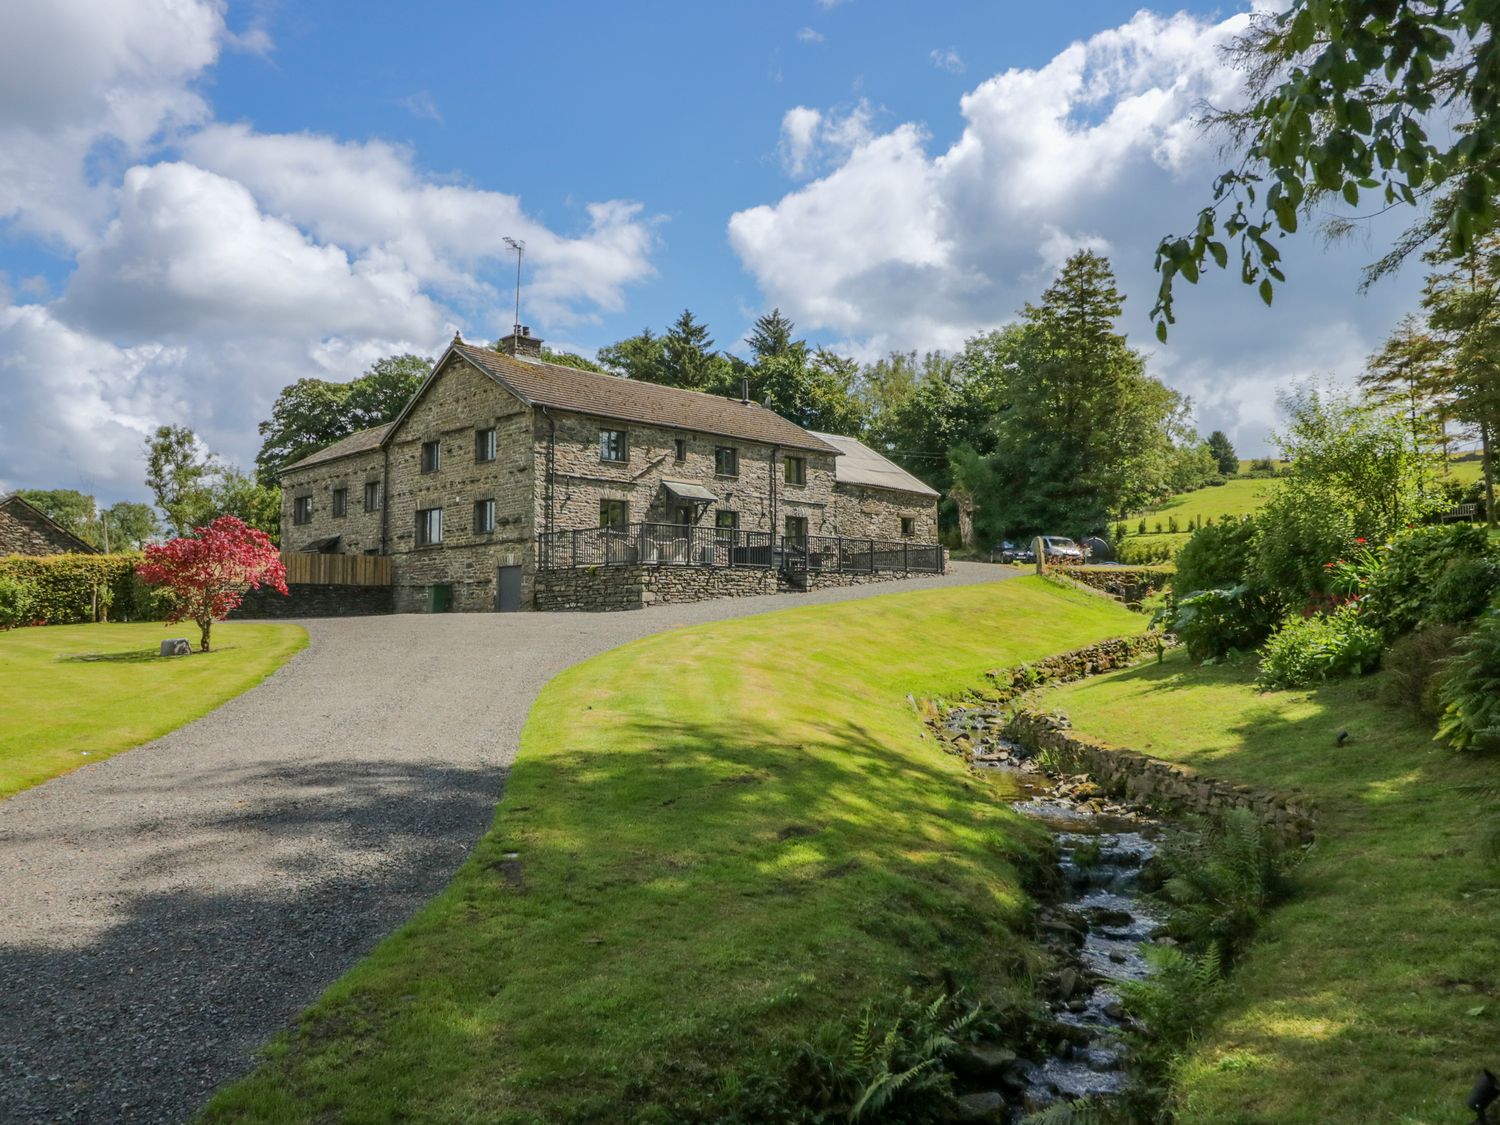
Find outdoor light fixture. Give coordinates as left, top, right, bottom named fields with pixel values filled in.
left=1469, top=1068, right=1499, bottom=1123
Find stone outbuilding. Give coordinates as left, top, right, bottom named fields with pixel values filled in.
left=0, top=493, right=98, bottom=556
left=277, top=331, right=942, bottom=612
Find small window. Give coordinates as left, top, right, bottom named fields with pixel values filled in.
left=599, top=429, right=628, bottom=463
left=363, top=480, right=383, bottom=511
left=784, top=456, right=806, bottom=485
left=421, top=440, right=441, bottom=473
left=474, top=498, right=496, bottom=533
left=331, top=487, right=348, bottom=518
left=900, top=516, right=916, bottom=538
left=293, top=496, right=313, bottom=525
left=673, top=437, right=687, bottom=462
left=784, top=515, right=808, bottom=542
left=475, top=428, right=497, bottom=462
left=416, top=507, right=443, bottom=546
left=714, top=446, right=738, bottom=477
left=599, top=499, right=628, bottom=529
left=715, top=510, right=739, bottom=530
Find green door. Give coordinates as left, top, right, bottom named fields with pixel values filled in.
left=429, top=584, right=454, bottom=613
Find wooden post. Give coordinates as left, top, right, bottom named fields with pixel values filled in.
left=1033, top=536, right=1046, bottom=575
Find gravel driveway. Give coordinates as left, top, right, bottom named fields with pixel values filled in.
left=0, top=564, right=1021, bottom=1123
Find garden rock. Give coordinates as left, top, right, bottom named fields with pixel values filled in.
left=954, top=1090, right=1007, bottom=1121
left=159, top=638, right=191, bottom=656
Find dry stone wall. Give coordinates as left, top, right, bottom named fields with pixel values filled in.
left=982, top=633, right=1167, bottom=702
left=231, top=582, right=393, bottom=618
left=1063, top=566, right=1172, bottom=608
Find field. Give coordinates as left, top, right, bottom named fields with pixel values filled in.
left=0, top=622, right=307, bottom=798
left=1046, top=654, right=1500, bottom=1123
left=204, top=579, right=1144, bottom=1123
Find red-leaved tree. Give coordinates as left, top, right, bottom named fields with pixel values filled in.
left=136, top=515, right=288, bottom=652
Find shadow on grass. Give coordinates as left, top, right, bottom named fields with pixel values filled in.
left=57, top=644, right=241, bottom=664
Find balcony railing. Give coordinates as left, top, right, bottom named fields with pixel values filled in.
left=537, top=523, right=942, bottom=575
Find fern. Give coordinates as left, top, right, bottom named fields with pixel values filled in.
left=1120, top=945, right=1228, bottom=1046
left=1020, top=1099, right=1111, bottom=1125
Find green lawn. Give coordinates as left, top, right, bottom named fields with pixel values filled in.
left=1046, top=654, right=1500, bottom=1124
left=0, top=622, right=307, bottom=799
left=1125, top=477, right=1274, bottom=532
left=204, top=578, right=1144, bottom=1123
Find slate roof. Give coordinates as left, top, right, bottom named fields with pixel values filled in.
left=0, top=493, right=100, bottom=553
left=451, top=343, right=839, bottom=455
left=808, top=432, right=940, bottom=498
left=280, top=423, right=393, bottom=473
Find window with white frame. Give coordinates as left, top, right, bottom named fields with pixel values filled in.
left=421, top=440, right=441, bottom=473
left=475, top=428, right=496, bottom=462
left=416, top=507, right=443, bottom=546
left=293, top=496, right=313, bottom=525
left=363, top=480, right=383, bottom=511
left=331, top=487, right=348, bottom=518
left=599, top=428, right=628, bottom=462
left=714, top=446, right=738, bottom=476
left=474, top=498, right=496, bottom=533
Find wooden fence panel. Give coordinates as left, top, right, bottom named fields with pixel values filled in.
left=282, top=552, right=392, bottom=586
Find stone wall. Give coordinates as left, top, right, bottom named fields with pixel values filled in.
left=981, top=633, right=1168, bottom=702
left=1063, top=566, right=1172, bottom=608
left=830, top=482, right=938, bottom=542
left=231, top=582, right=393, bottom=618
left=280, top=447, right=387, bottom=555
left=387, top=353, right=536, bottom=612
left=534, top=408, right=840, bottom=538
left=1004, top=710, right=1317, bottom=843
left=0, top=502, right=92, bottom=556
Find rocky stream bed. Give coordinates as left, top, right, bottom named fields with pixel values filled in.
left=934, top=704, right=1173, bottom=1122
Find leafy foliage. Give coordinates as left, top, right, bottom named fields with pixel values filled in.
left=0, top=553, right=167, bottom=624
left=1167, top=585, right=1275, bottom=662
left=1173, top=516, right=1258, bottom=596
left=145, top=424, right=219, bottom=537
left=1380, top=624, right=1463, bottom=719
left=1436, top=610, right=1500, bottom=752
left=0, top=573, right=36, bottom=629
left=136, top=516, right=287, bottom=651
left=1121, top=945, right=1229, bottom=1054
left=1206, top=430, right=1238, bottom=476
left=1359, top=523, right=1499, bottom=638
left=1256, top=604, right=1383, bottom=690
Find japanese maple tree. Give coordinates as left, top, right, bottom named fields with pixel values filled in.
left=136, top=515, right=287, bottom=652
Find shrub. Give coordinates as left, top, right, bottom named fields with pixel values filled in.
left=1360, top=524, right=1499, bottom=639
left=0, top=574, right=36, bottom=629
left=1116, top=537, right=1180, bottom=565
left=1168, top=584, right=1276, bottom=661
left=1436, top=611, right=1500, bottom=752
left=1138, top=519, right=1147, bottom=535
left=1250, top=484, right=1357, bottom=614
left=1256, top=605, right=1383, bottom=690
left=1381, top=624, right=1463, bottom=720
left=1112, top=521, right=1127, bottom=543
left=1167, top=515, right=1180, bottom=534
left=0, top=553, right=166, bottom=625
left=1154, top=520, right=1163, bottom=534
left=1427, top=556, right=1500, bottom=625
left=1173, top=516, right=1258, bottom=596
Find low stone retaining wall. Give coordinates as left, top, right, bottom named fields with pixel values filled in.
left=534, top=562, right=945, bottom=611
left=983, top=633, right=1168, bottom=701
left=1005, top=710, right=1317, bottom=842
left=1060, top=566, right=1171, bottom=607
left=230, top=582, right=394, bottom=619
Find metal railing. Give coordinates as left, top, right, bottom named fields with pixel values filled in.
left=538, top=523, right=942, bottom=574
left=780, top=534, right=943, bottom=575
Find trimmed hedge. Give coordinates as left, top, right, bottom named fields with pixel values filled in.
left=0, top=554, right=170, bottom=625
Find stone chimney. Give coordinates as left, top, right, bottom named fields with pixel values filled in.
left=498, top=325, right=543, bottom=359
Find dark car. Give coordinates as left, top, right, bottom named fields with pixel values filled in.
left=990, top=540, right=1036, bottom=564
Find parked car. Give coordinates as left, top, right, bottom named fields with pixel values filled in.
left=990, top=540, right=1035, bottom=564
left=1039, top=536, right=1087, bottom=562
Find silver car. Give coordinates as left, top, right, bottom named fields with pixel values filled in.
left=1039, top=536, right=1087, bottom=562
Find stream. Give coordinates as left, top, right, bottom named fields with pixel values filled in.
left=938, top=704, right=1170, bottom=1117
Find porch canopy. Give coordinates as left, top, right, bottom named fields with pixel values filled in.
left=661, top=480, right=717, bottom=504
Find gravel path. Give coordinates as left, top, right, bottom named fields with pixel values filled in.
left=0, top=564, right=1020, bottom=1123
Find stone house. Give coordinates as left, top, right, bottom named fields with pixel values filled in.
left=0, top=493, right=98, bottom=556
left=278, top=331, right=940, bottom=611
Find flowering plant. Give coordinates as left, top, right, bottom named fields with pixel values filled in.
left=136, top=516, right=287, bottom=652
left=1322, top=539, right=1386, bottom=602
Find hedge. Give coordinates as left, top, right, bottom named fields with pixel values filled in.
left=0, top=553, right=171, bottom=625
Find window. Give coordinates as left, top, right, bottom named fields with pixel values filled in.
left=673, top=437, right=687, bottom=462
left=599, top=499, right=628, bottom=529
left=784, top=456, right=806, bottom=485
left=715, top=510, right=739, bottom=530
left=901, top=516, right=916, bottom=538
left=672, top=504, right=694, bottom=527
left=293, top=495, right=313, bottom=525
left=474, top=498, right=496, bottom=533
left=331, top=487, right=348, bottom=518
left=714, top=446, right=738, bottom=476
left=475, top=428, right=496, bottom=462
left=599, top=429, right=628, bottom=462
left=421, top=440, right=441, bottom=473
left=363, top=480, right=383, bottom=511
left=784, top=515, right=808, bottom=542
left=416, top=507, right=443, bottom=546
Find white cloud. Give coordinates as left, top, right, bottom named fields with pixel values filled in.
left=397, top=91, right=443, bottom=122
left=797, top=27, right=825, bottom=44
left=930, top=48, right=965, bottom=74
left=730, top=9, right=1421, bottom=451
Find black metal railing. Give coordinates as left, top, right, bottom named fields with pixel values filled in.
left=779, top=534, right=943, bottom=575
left=538, top=523, right=943, bottom=574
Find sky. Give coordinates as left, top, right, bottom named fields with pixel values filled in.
left=0, top=0, right=1430, bottom=503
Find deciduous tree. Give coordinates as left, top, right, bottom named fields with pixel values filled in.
left=136, top=516, right=287, bottom=652
left=145, top=425, right=218, bottom=537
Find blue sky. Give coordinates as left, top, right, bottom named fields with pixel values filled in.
left=0, top=0, right=1426, bottom=501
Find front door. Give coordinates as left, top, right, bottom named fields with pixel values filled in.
left=429, top=584, right=453, bottom=613
left=497, top=566, right=522, bottom=612
left=672, top=503, right=693, bottom=527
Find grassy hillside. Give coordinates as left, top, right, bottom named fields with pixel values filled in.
left=0, top=622, right=306, bottom=798
left=203, top=579, right=1144, bottom=1123
left=1124, top=477, right=1273, bottom=532
left=1046, top=654, right=1500, bottom=1124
